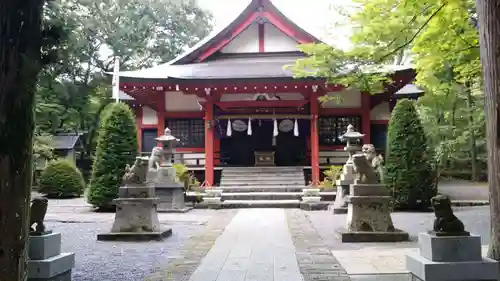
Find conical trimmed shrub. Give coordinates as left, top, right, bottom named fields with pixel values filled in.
left=383, top=99, right=436, bottom=210
left=39, top=159, right=85, bottom=198
left=87, top=102, right=138, bottom=209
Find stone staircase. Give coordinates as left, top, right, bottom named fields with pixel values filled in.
left=216, top=166, right=335, bottom=208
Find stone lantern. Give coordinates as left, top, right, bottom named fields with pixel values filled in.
left=149, top=127, right=191, bottom=212
left=331, top=124, right=364, bottom=214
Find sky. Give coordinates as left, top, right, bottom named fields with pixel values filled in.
left=195, top=0, right=353, bottom=48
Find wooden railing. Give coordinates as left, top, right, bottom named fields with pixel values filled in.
left=138, top=151, right=226, bottom=167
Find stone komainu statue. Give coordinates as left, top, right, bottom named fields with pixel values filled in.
left=148, top=146, right=163, bottom=170
left=122, top=156, right=149, bottom=185
left=362, top=144, right=384, bottom=182
left=30, top=196, right=48, bottom=234
left=430, top=195, right=469, bottom=236
left=352, top=154, right=379, bottom=184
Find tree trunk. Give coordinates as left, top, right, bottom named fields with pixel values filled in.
left=465, top=85, right=479, bottom=182
left=476, top=0, right=500, bottom=260
left=0, top=1, right=44, bottom=280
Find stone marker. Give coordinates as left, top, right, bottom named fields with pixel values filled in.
left=406, top=195, right=499, bottom=281
left=331, top=124, right=364, bottom=214
left=28, top=195, right=75, bottom=281
left=339, top=153, right=409, bottom=242
left=97, top=156, right=172, bottom=241
left=150, top=128, right=192, bottom=213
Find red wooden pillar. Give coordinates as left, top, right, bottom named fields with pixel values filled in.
left=156, top=93, right=166, bottom=147
left=204, top=102, right=215, bottom=186
left=361, top=91, right=371, bottom=144
left=310, top=91, right=320, bottom=186
left=135, top=106, right=143, bottom=151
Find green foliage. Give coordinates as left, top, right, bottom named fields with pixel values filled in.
left=39, top=159, right=85, bottom=198
left=173, top=163, right=201, bottom=191
left=384, top=99, right=436, bottom=210
left=87, top=103, right=138, bottom=209
left=320, top=166, right=343, bottom=189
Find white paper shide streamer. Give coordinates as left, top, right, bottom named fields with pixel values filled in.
left=293, top=118, right=299, bottom=136
left=273, top=118, right=279, bottom=137
left=226, top=119, right=232, bottom=137
left=247, top=118, right=252, bottom=135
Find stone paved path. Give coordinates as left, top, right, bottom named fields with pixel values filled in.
left=189, top=209, right=303, bottom=281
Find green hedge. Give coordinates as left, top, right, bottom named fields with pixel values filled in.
left=39, top=159, right=85, bottom=198
left=383, top=99, right=436, bottom=210
left=87, top=103, right=138, bottom=209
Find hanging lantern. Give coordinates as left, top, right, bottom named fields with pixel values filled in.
left=294, top=119, right=299, bottom=136
left=247, top=118, right=252, bottom=135
left=273, top=118, right=279, bottom=137
left=226, top=119, right=232, bottom=137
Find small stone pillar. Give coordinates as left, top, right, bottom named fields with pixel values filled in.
left=332, top=124, right=364, bottom=214
left=406, top=195, right=499, bottom=281
left=97, top=156, right=172, bottom=241
left=152, top=128, right=192, bottom=213
left=28, top=196, right=75, bottom=281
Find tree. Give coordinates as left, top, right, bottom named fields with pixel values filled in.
left=476, top=0, right=500, bottom=260
left=384, top=99, right=436, bottom=210
left=87, top=103, right=138, bottom=209
left=0, top=0, right=61, bottom=279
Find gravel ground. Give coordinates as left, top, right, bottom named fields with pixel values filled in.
left=306, top=205, right=491, bottom=251
left=48, top=221, right=205, bottom=281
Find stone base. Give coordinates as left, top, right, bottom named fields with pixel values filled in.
left=28, top=253, right=75, bottom=280
left=419, top=233, right=481, bottom=262
left=28, top=269, right=71, bottom=281
left=406, top=252, right=499, bottom=281
left=301, top=196, right=321, bottom=203
left=97, top=228, right=172, bottom=241
left=157, top=206, right=193, bottom=213
left=29, top=233, right=61, bottom=260
left=332, top=207, right=348, bottom=214
left=300, top=202, right=329, bottom=211
left=339, top=228, right=410, bottom=242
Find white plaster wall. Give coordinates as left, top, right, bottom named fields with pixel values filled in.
left=263, top=23, right=299, bottom=52
left=142, top=106, right=158, bottom=125
left=222, top=23, right=259, bottom=53
left=370, top=102, right=391, bottom=120
left=321, top=89, right=361, bottom=108
left=220, top=92, right=304, bottom=102
left=165, top=91, right=205, bottom=112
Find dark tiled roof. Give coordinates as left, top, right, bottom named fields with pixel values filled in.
left=52, top=134, right=82, bottom=150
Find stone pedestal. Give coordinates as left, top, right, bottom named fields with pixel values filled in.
left=203, top=189, right=223, bottom=209
left=97, top=184, right=172, bottom=241
left=28, top=232, right=75, bottom=281
left=340, top=183, right=409, bottom=242
left=332, top=163, right=355, bottom=214
left=406, top=233, right=499, bottom=281
left=154, top=166, right=192, bottom=213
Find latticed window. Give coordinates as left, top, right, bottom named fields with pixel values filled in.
left=318, top=116, right=362, bottom=145
left=166, top=119, right=205, bottom=148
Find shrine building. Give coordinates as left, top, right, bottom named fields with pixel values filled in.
left=116, top=0, right=421, bottom=187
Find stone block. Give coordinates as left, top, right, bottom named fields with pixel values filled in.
left=418, top=233, right=482, bottom=262
left=28, top=252, right=75, bottom=280
left=203, top=197, right=222, bottom=209
left=332, top=207, right=348, bottom=214
left=339, top=228, right=409, bottom=242
left=118, top=185, right=155, bottom=198
left=155, top=185, right=188, bottom=212
left=302, top=188, right=320, bottom=196
left=406, top=252, right=499, bottom=281
left=28, top=270, right=71, bottom=281
left=29, top=233, right=61, bottom=260
left=111, top=198, right=161, bottom=233
left=97, top=228, right=172, bottom=241
left=300, top=202, right=329, bottom=211
left=350, top=184, right=388, bottom=196
left=301, top=196, right=321, bottom=203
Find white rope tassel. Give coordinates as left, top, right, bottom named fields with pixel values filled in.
left=226, top=119, right=232, bottom=137
left=273, top=118, right=279, bottom=137
left=294, top=118, right=299, bottom=136
left=247, top=118, right=252, bottom=135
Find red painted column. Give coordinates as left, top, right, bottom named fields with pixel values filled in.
left=135, top=106, right=143, bottom=151
left=310, top=91, right=320, bottom=186
left=361, top=91, right=371, bottom=144
left=204, top=102, right=215, bottom=186
left=156, top=111, right=165, bottom=147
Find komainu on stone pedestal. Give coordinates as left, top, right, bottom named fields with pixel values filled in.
left=340, top=154, right=409, bottom=242
left=30, top=196, right=49, bottom=235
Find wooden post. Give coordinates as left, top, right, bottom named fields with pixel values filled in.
left=156, top=111, right=165, bottom=147
left=135, top=105, right=143, bottom=151
left=361, top=91, right=371, bottom=144
left=204, top=102, right=215, bottom=186
left=310, top=91, right=320, bottom=186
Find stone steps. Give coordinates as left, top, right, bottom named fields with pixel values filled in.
left=221, top=191, right=336, bottom=201
left=219, top=185, right=307, bottom=193
left=222, top=199, right=301, bottom=208
left=221, top=175, right=305, bottom=180
left=220, top=180, right=305, bottom=186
